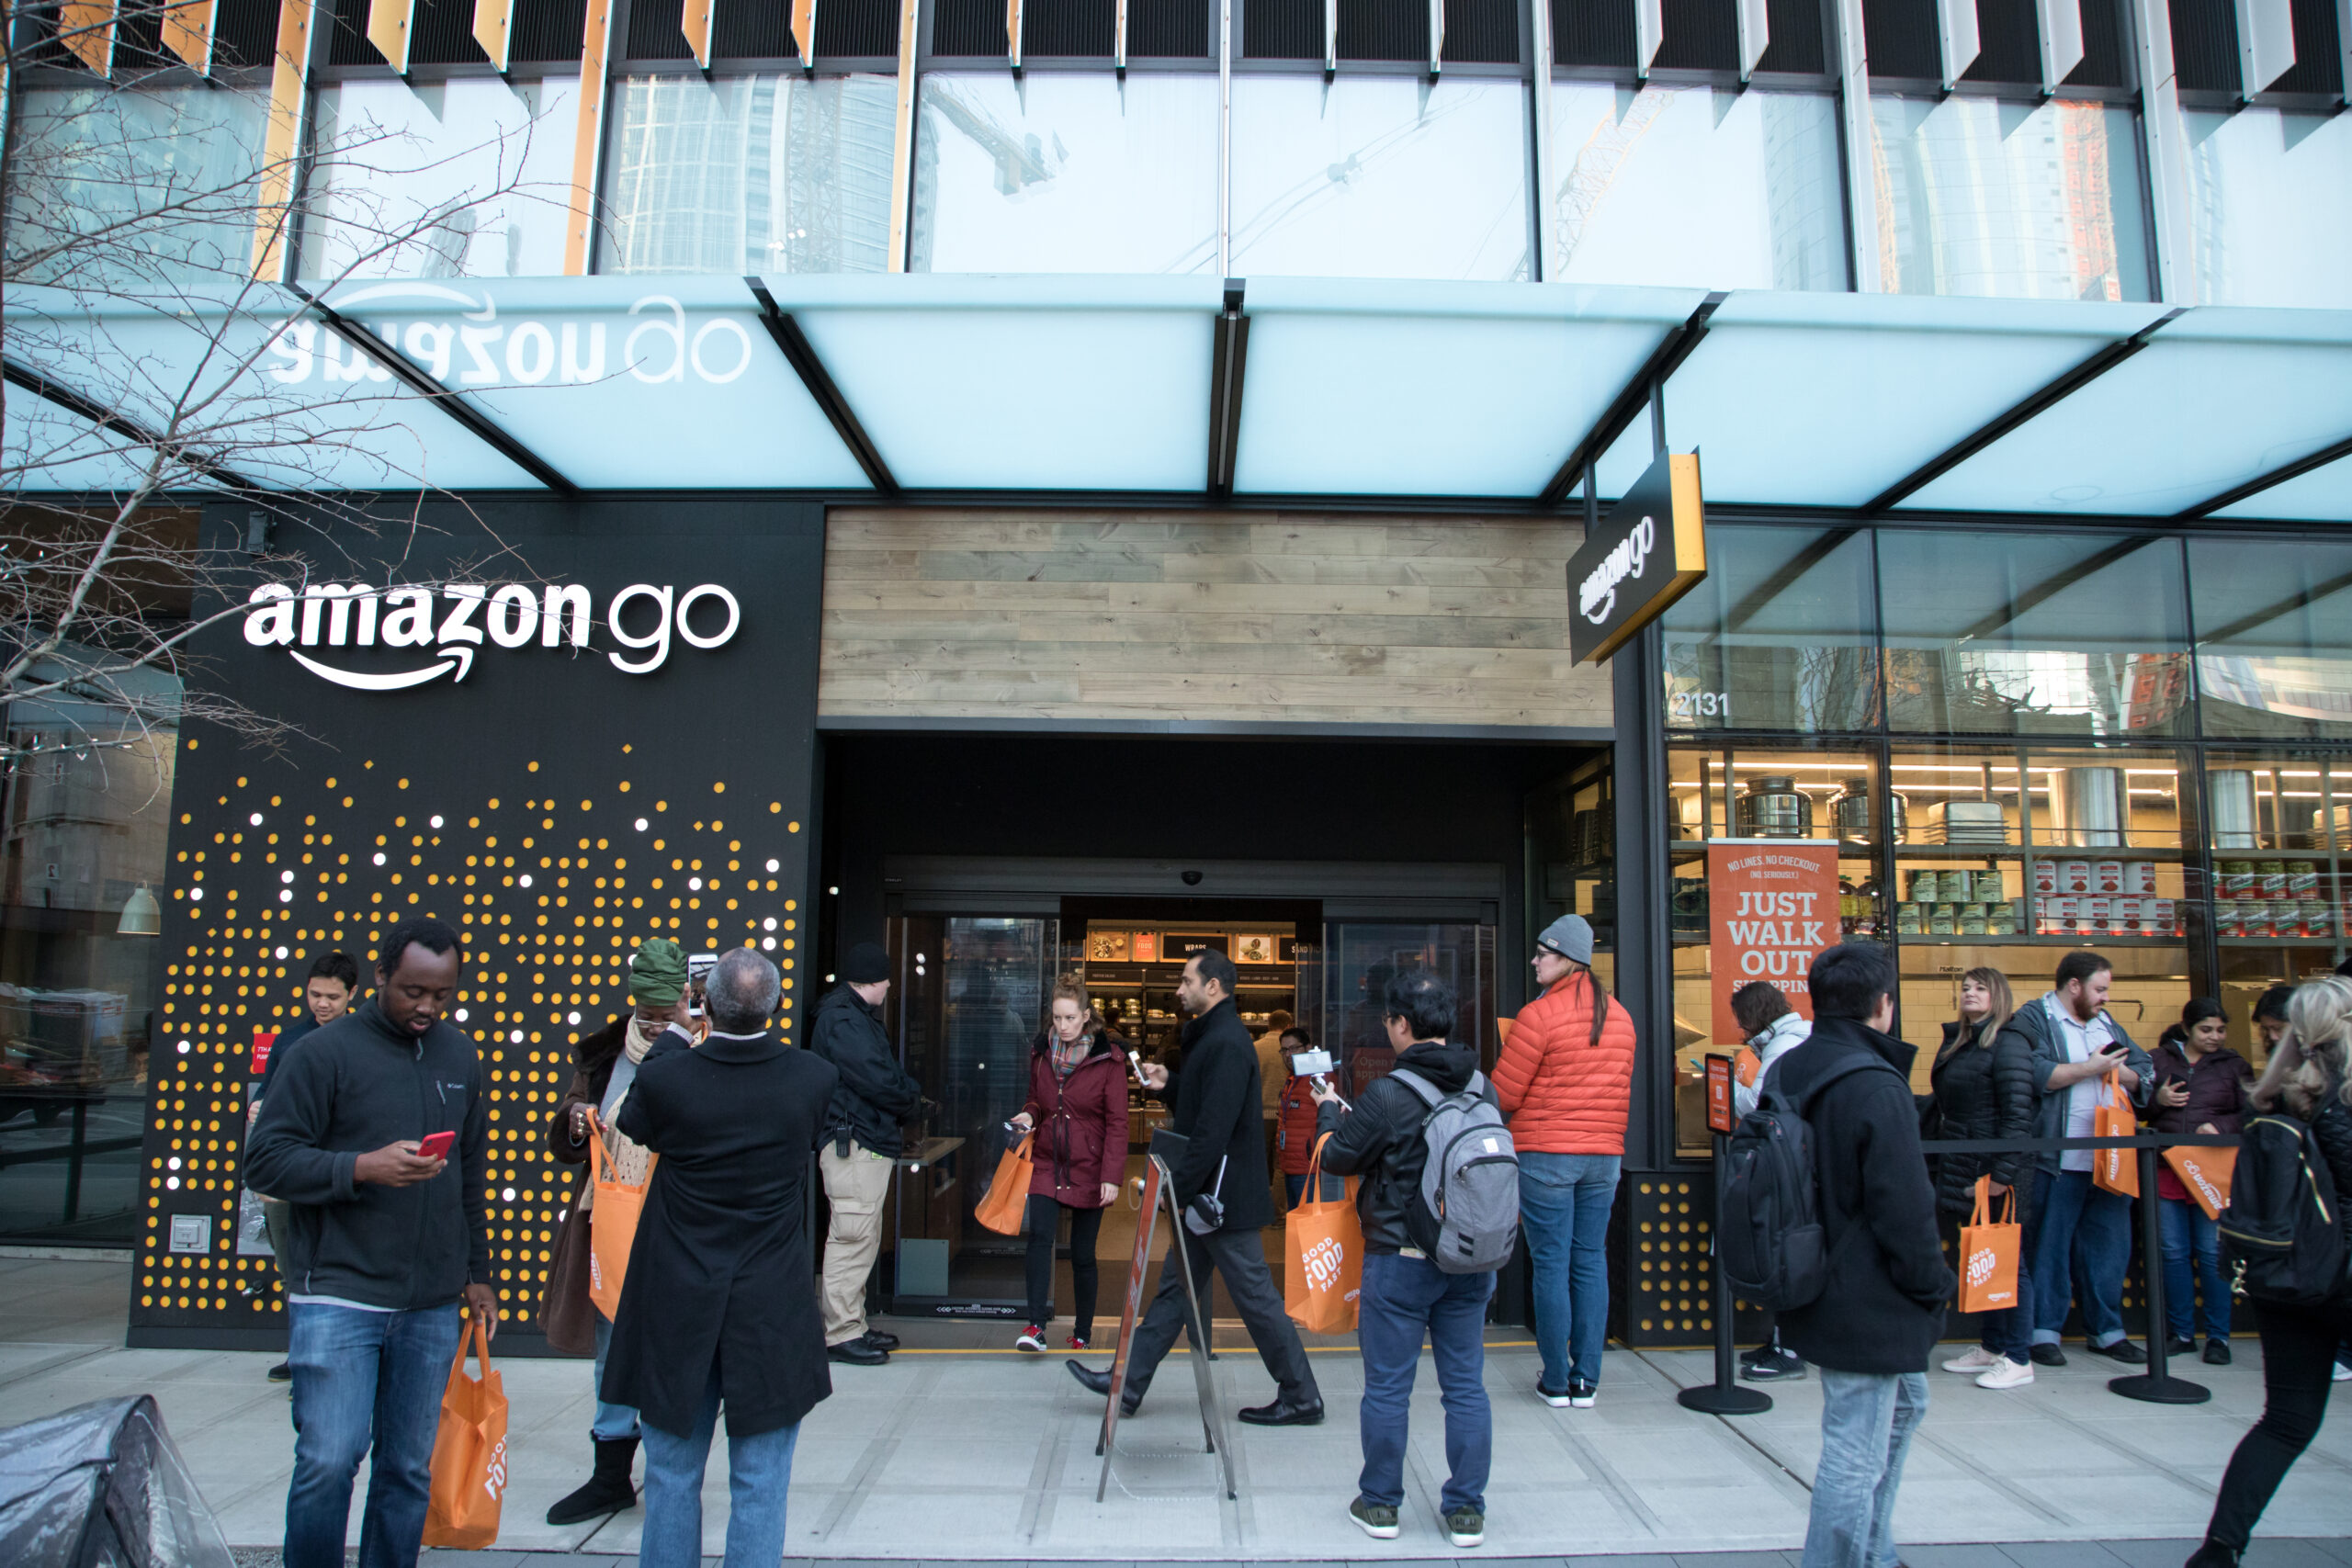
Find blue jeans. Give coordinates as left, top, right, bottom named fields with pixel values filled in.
left=1283, top=1172, right=1343, bottom=1208
left=2029, top=1168, right=2132, bottom=1348
left=283, top=1301, right=464, bottom=1568
left=2160, top=1196, right=2231, bottom=1342
left=1804, top=1369, right=1928, bottom=1568
left=591, top=1314, right=640, bottom=1441
left=638, top=1357, right=800, bottom=1568
left=1518, top=1151, right=1619, bottom=1389
left=1355, top=1250, right=1494, bottom=1515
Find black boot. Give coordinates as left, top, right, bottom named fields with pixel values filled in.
left=2185, top=1539, right=2240, bottom=1567
left=545, top=1436, right=639, bottom=1526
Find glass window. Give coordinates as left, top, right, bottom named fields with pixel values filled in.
left=602, top=73, right=896, bottom=276
left=1871, top=96, right=2151, bottom=302
left=1662, top=525, right=1879, bottom=734
left=0, top=647, right=179, bottom=1245
left=2181, top=108, right=2352, bottom=310
left=1230, top=77, right=1530, bottom=280
left=2189, top=537, right=2352, bottom=740
left=300, top=79, right=580, bottom=281
left=2204, top=748, right=2351, bottom=1052
left=4, top=85, right=266, bottom=287
left=911, top=73, right=1218, bottom=274
left=1546, top=86, right=1847, bottom=291
left=1879, top=531, right=2191, bottom=737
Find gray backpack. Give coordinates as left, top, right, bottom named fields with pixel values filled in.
left=1393, top=1068, right=1521, bottom=1274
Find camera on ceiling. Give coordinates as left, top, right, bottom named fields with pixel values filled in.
left=1181, top=869, right=1204, bottom=886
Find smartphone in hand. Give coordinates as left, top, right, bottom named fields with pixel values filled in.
left=416, top=1130, right=456, bottom=1161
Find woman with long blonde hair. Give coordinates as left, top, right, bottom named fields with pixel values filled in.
left=2188, top=977, right=2352, bottom=1568
left=1929, top=967, right=2041, bottom=1388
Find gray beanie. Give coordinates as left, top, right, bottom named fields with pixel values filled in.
left=1536, top=915, right=1594, bottom=965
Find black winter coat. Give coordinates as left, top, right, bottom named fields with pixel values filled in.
left=1928, top=1020, right=2039, bottom=1214
left=809, top=984, right=921, bottom=1156
left=602, top=1026, right=839, bottom=1440
left=1314, top=1040, right=1484, bottom=1254
left=1772, top=1015, right=1957, bottom=1375
left=2143, top=1043, right=2249, bottom=1135
left=1157, top=998, right=1272, bottom=1232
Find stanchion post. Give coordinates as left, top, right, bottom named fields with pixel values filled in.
left=2108, top=1144, right=2210, bottom=1405
left=1678, top=1126, right=1771, bottom=1416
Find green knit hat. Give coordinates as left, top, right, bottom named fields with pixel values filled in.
left=628, top=937, right=687, bottom=1005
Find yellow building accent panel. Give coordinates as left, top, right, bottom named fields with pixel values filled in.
left=59, top=0, right=119, bottom=75
left=683, top=0, right=713, bottom=66
left=367, top=0, right=414, bottom=73
left=820, top=508, right=1607, bottom=730
left=249, top=0, right=315, bottom=281
left=162, top=0, right=216, bottom=72
left=563, top=0, right=616, bottom=275
left=472, top=0, right=512, bottom=71
left=791, top=0, right=816, bottom=65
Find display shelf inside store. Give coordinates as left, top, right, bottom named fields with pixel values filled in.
left=1898, top=933, right=2188, bottom=947
left=2218, top=936, right=2346, bottom=949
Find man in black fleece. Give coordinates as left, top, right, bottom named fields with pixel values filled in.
left=808, top=940, right=922, bottom=1364
left=246, top=918, right=493, bottom=1568
left=1771, top=942, right=1954, bottom=1568
left=1068, top=948, right=1321, bottom=1425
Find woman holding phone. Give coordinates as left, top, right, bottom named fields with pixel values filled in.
left=1008, top=976, right=1129, bottom=1354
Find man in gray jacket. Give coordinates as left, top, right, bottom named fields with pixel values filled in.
left=247, top=918, right=493, bottom=1568
left=2004, top=950, right=2153, bottom=1368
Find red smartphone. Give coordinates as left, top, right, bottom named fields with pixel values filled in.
left=415, top=1130, right=456, bottom=1161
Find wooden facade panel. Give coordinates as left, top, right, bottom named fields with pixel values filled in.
left=819, top=508, right=1608, bottom=730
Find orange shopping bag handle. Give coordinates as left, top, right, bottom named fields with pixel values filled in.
left=1970, top=1174, right=2016, bottom=1228
left=449, top=1312, right=493, bottom=1382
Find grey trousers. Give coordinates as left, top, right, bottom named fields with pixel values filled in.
left=1124, top=1224, right=1318, bottom=1407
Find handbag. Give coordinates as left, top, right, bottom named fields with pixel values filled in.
left=2092, top=1073, right=2140, bottom=1198
left=585, top=1110, right=655, bottom=1320
left=421, top=1315, right=508, bottom=1549
left=2164, top=1144, right=2236, bottom=1221
left=1284, top=1134, right=1363, bottom=1334
left=975, top=1133, right=1034, bottom=1236
left=1956, top=1175, right=2022, bottom=1314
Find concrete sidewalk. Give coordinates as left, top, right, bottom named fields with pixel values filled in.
left=5, top=1258, right=2348, bottom=1563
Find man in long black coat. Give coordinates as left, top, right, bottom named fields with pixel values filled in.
left=601, top=947, right=838, bottom=1568
left=1067, top=949, right=1322, bottom=1425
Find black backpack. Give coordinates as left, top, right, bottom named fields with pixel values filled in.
left=2219, top=1113, right=2348, bottom=1306
left=1718, top=1056, right=1875, bottom=1313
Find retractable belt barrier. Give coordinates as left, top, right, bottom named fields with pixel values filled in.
left=1682, top=1130, right=2237, bottom=1416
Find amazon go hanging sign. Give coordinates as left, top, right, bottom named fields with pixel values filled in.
left=1707, top=840, right=1840, bottom=1046
left=1566, top=451, right=1707, bottom=665
left=241, top=580, right=739, bottom=691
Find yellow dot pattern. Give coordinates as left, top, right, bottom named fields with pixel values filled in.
left=1629, top=1178, right=1715, bottom=1346
left=139, top=749, right=807, bottom=1333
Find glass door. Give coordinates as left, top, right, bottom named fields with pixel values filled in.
left=1322, top=921, right=1498, bottom=1092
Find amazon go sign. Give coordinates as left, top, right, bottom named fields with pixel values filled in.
left=242, top=580, right=739, bottom=692
left=1564, top=451, right=1709, bottom=665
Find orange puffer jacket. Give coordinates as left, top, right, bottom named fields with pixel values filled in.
left=1494, top=971, right=1638, bottom=1155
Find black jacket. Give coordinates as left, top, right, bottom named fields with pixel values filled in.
left=2007, top=996, right=2153, bottom=1175
left=1772, top=1014, right=1956, bottom=1375
left=603, top=1026, right=839, bottom=1439
left=548, top=1015, right=630, bottom=1168
left=808, top=984, right=921, bottom=1156
left=1158, top=998, right=1272, bottom=1232
left=1314, top=1040, right=1483, bottom=1254
left=245, top=998, right=490, bottom=1310
left=255, top=1011, right=325, bottom=1103
left=1928, top=1019, right=2040, bottom=1214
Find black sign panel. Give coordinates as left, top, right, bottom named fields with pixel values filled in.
left=132, top=498, right=823, bottom=1347
left=1566, top=451, right=1708, bottom=665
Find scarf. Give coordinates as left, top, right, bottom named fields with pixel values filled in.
left=1052, top=1032, right=1091, bottom=1077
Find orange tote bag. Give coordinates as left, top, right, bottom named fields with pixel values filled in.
left=1284, top=1134, right=1363, bottom=1334
left=422, top=1315, right=508, bottom=1550
left=585, top=1110, right=655, bottom=1320
left=2092, top=1075, right=2140, bottom=1198
left=2164, top=1145, right=2237, bottom=1220
left=976, top=1134, right=1034, bottom=1236
left=1957, top=1176, right=2022, bottom=1314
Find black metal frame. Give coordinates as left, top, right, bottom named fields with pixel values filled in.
left=747, top=278, right=902, bottom=493
left=1, top=359, right=265, bottom=492
left=1205, top=278, right=1249, bottom=496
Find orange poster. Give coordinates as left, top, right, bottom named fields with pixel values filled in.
left=1708, top=840, right=1840, bottom=1045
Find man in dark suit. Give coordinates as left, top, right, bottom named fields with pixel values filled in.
left=1068, top=948, right=1322, bottom=1426
left=600, top=946, right=839, bottom=1568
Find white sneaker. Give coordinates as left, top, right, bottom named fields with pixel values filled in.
left=1569, top=1382, right=1597, bottom=1409
left=2335, top=1360, right=2352, bottom=1383
left=1941, top=1346, right=2004, bottom=1374
left=1975, top=1358, right=2035, bottom=1390
left=1015, top=1325, right=1047, bottom=1353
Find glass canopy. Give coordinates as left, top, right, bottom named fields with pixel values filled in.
left=8, top=276, right=2348, bottom=525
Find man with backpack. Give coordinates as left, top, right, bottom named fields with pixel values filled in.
left=1764, top=943, right=1953, bottom=1568
left=1310, top=970, right=1514, bottom=1550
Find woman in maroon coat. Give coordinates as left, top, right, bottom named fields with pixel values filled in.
left=1008, top=976, right=1130, bottom=1352
left=2145, top=997, right=2250, bottom=1362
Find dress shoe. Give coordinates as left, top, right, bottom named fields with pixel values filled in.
left=863, top=1328, right=900, bottom=1351
left=828, top=1337, right=888, bottom=1366
left=2186, top=1538, right=2242, bottom=1566
left=2204, top=1338, right=2233, bottom=1366
left=2029, top=1343, right=2068, bottom=1368
left=1067, top=1358, right=1142, bottom=1416
left=1238, top=1396, right=1324, bottom=1426
left=2086, top=1337, right=2147, bottom=1365
left=2165, top=1337, right=2197, bottom=1358
left=266, top=1361, right=292, bottom=1383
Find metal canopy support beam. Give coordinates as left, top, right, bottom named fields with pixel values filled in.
left=1536, top=292, right=1724, bottom=508
left=1860, top=308, right=2183, bottom=513
left=1206, top=280, right=1250, bottom=497
left=1736, top=0, right=1770, bottom=79
left=1634, top=0, right=1662, bottom=77
left=2, top=358, right=263, bottom=492
left=294, top=291, right=579, bottom=495
left=2234, top=0, right=2297, bottom=95
left=1429, top=0, right=1443, bottom=73
left=1322, top=0, right=1336, bottom=73
left=747, top=281, right=899, bottom=494
left=1936, top=0, right=1981, bottom=89
left=2034, top=0, right=2084, bottom=90
left=2178, top=433, right=2352, bottom=519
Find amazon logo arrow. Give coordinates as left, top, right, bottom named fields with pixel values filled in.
left=287, top=645, right=474, bottom=691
